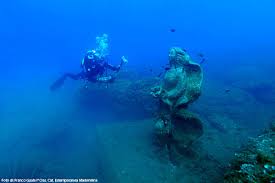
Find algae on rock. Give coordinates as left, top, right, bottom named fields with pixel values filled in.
left=224, top=121, right=275, bottom=183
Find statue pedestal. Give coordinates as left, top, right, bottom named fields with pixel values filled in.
left=95, top=120, right=235, bottom=183
left=96, top=120, right=174, bottom=183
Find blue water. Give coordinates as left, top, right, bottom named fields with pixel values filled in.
left=0, top=0, right=275, bottom=182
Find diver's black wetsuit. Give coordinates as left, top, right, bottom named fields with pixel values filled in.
left=50, top=55, right=121, bottom=91
left=80, top=54, right=121, bottom=82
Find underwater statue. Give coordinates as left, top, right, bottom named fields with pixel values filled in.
left=151, top=47, right=203, bottom=159
left=50, top=33, right=128, bottom=91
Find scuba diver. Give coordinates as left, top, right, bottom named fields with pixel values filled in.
left=50, top=34, right=128, bottom=91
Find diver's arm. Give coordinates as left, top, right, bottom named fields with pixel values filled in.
left=104, top=56, right=128, bottom=71
left=104, top=63, right=121, bottom=71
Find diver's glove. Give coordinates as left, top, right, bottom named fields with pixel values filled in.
left=121, top=56, right=128, bottom=64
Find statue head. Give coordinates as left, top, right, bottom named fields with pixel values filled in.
left=169, top=47, right=190, bottom=67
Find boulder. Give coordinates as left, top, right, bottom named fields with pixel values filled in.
left=224, top=122, right=275, bottom=183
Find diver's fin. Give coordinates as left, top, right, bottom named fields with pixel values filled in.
left=50, top=75, right=66, bottom=91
